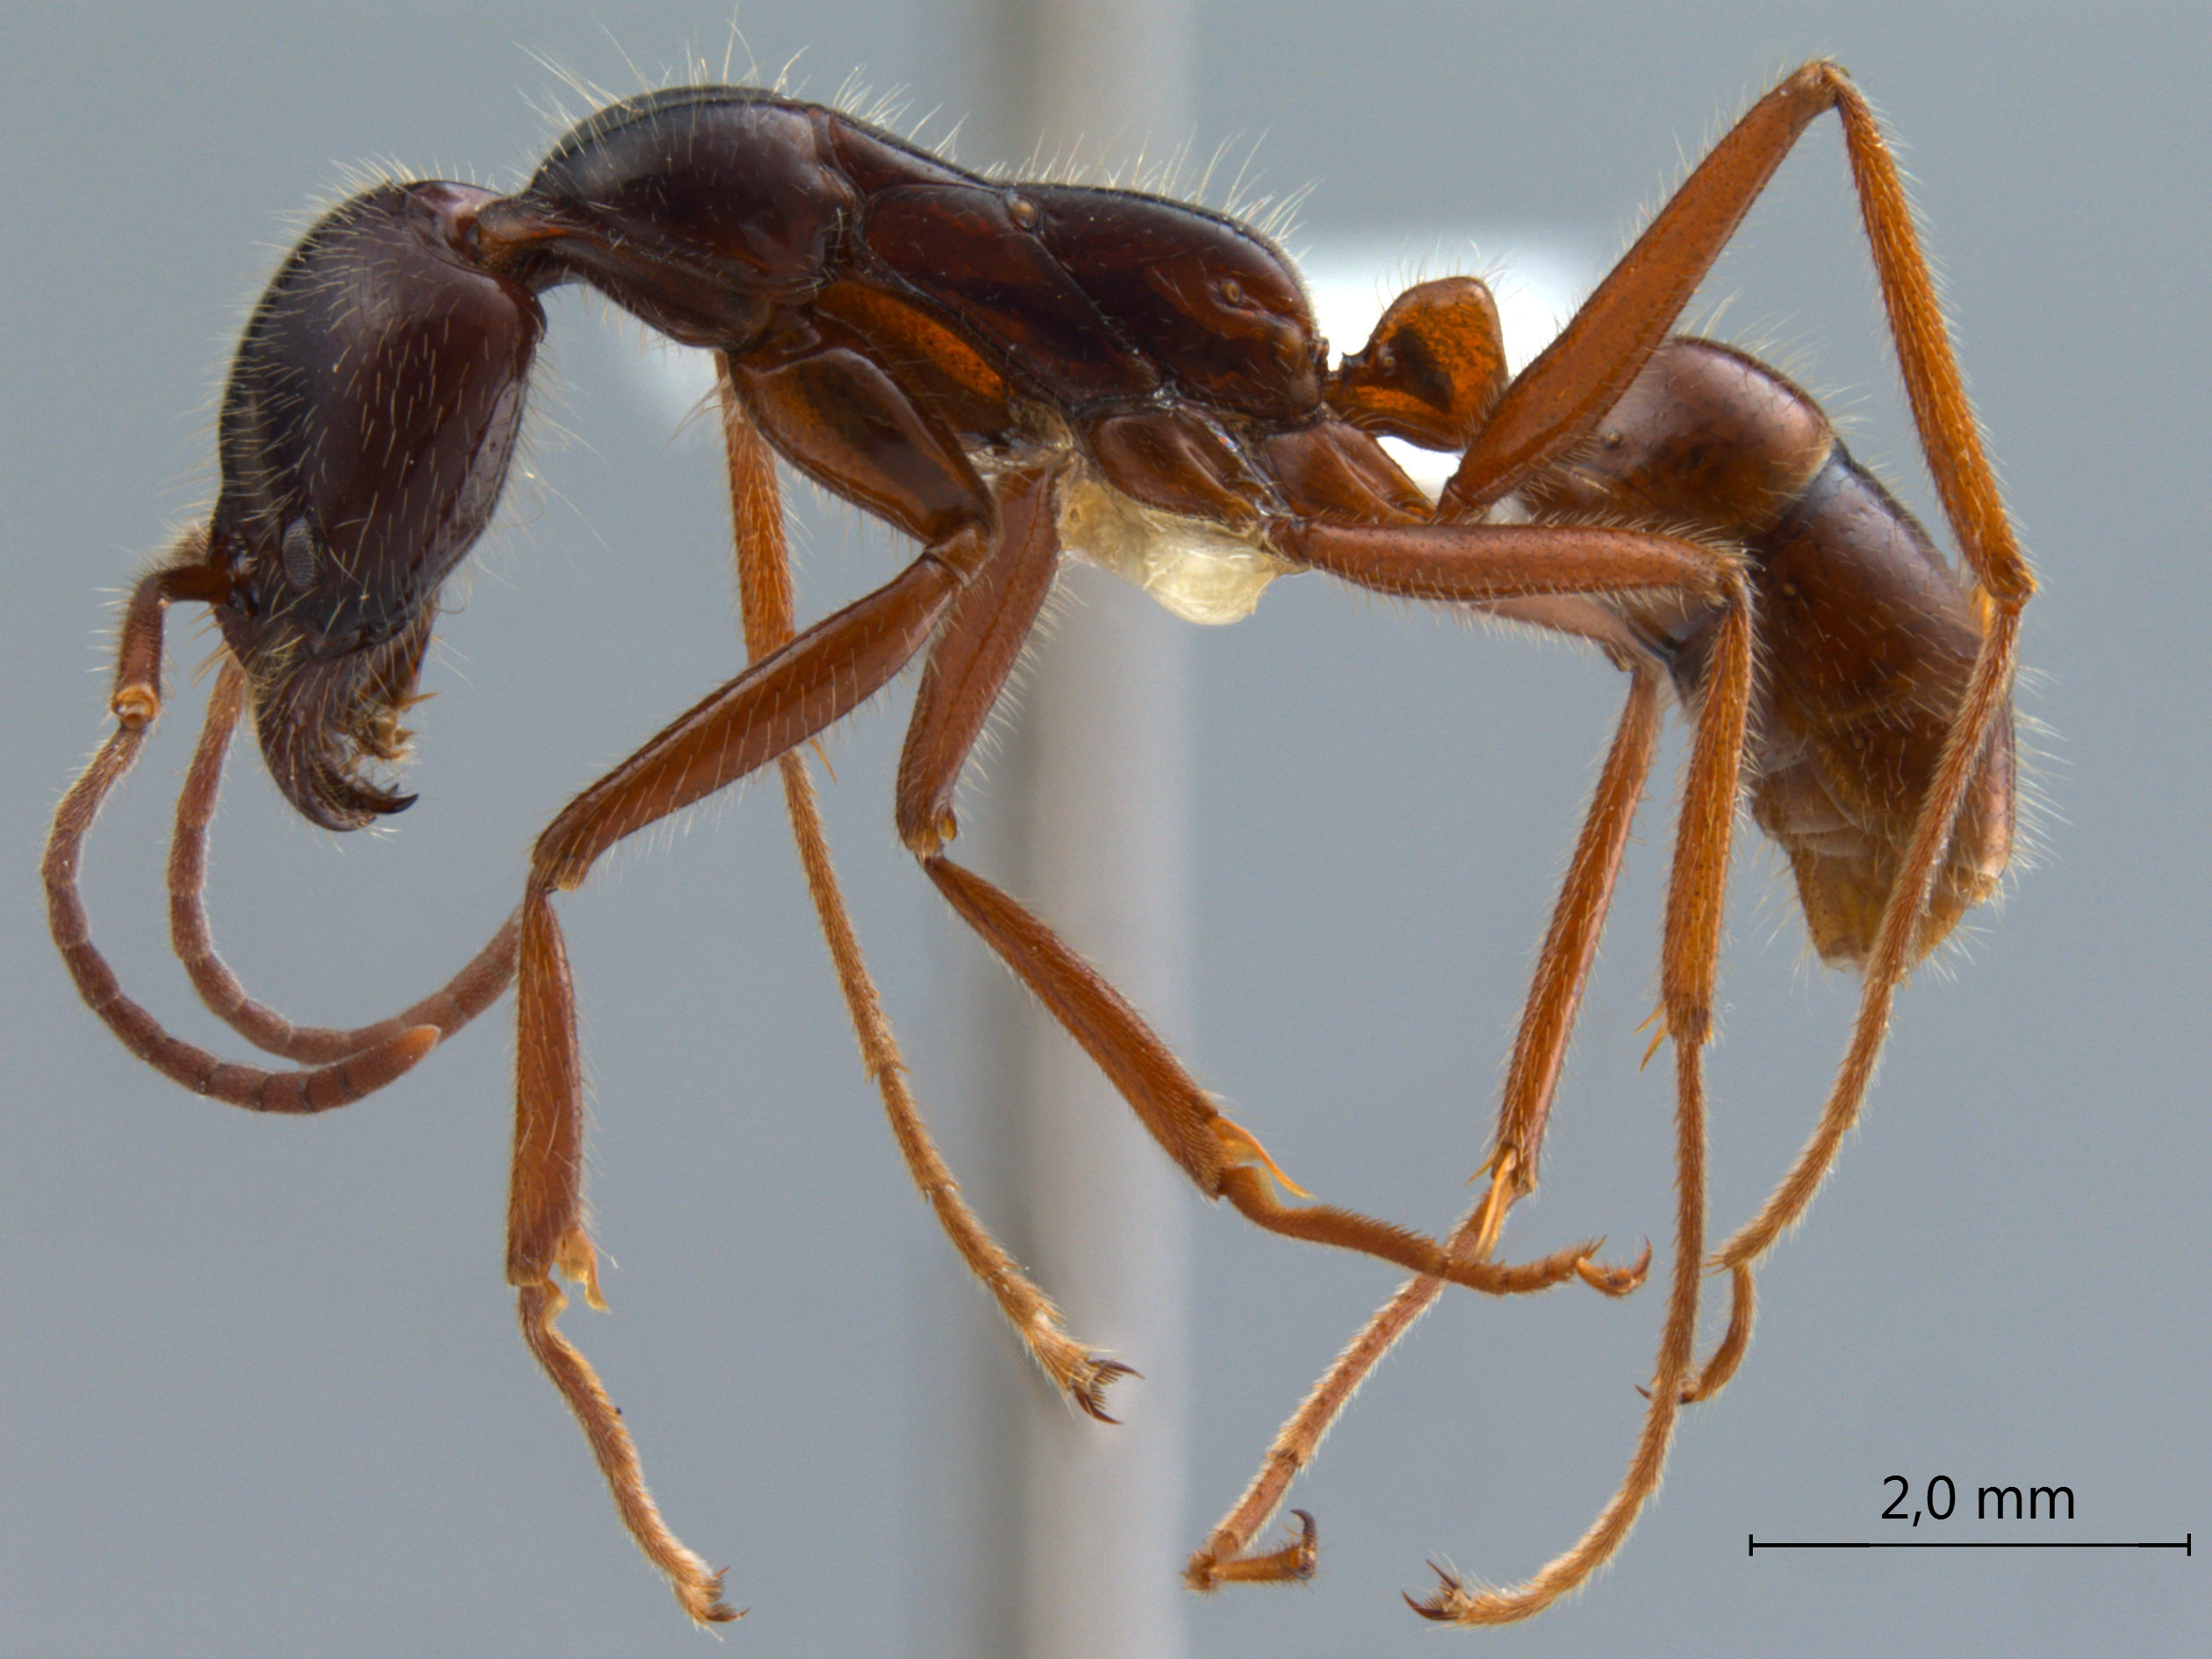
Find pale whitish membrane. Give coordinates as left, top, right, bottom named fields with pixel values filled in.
left=615, top=228, right=1600, bottom=623
left=1053, top=461, right=1296, bottom=625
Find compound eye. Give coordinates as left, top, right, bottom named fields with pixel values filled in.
left=281, top=517, right=320, bottom=589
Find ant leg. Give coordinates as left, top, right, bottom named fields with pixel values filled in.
left=1440, top=64, right=1856, bottom=514
left=47, top=555, right=439, bottom=1111
left=500, top=328, right=1036, bottom=1622
left=1333, top=64, right=2035, bottom=1406
left=899, top=477, right=1629, bottom=1296
left=1688, top=605, right=2023, bottom=1403
left=169, top=656, right=519, bottom=1065
left=504, top=536, right=975, bottom=1626
left=1434, top=59, right=2035, bottom=1401
left=1189, top=668, right=1662, bottom=1590
left=1280, top=489, right=1756, bottom=1614
left=1681, top=79, right=2033, bottom=1403
left=1276, top=516, right=1723, bottom=609
left=1440, top=58, right=2034, bottom=619
left=1413, top=574, right=1754, bottom=1626
left=924, top=856, right=1607, bottom=1294
left=713, top=365, right=1131, bottom=1419
left=1827, top=72, right=2030, bottom=608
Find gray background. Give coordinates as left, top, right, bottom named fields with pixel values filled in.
left=4, top=2, right=2206, bottom=1655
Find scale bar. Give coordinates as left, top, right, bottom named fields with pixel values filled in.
left=1752, top=1533, right=2190, bottom=1555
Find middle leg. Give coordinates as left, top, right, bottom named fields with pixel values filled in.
left=896, top=471, right=1645, bottom=1295
left=715, top=361, right=1131, bottom=1419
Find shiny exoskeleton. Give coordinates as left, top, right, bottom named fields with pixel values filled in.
left=1526, top=334, right=2013, bottom=963
left=47, top=65, right=2029, bottom=1629
left=208, top=181, right=540, bottom=824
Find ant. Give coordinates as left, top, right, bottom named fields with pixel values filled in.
left=45, top=61, right=2027, bottom=1628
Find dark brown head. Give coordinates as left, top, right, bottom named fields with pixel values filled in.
left=205, top=181, right=543, bottom=830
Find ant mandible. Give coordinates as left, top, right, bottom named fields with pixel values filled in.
left=45, top=61, right=2027, bottom=1628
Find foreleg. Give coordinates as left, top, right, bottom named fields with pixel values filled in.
left=503, top=521, right=973, bottom=1625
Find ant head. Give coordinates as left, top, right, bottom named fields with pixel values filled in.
left=206, top=182, right=544, bottom=830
